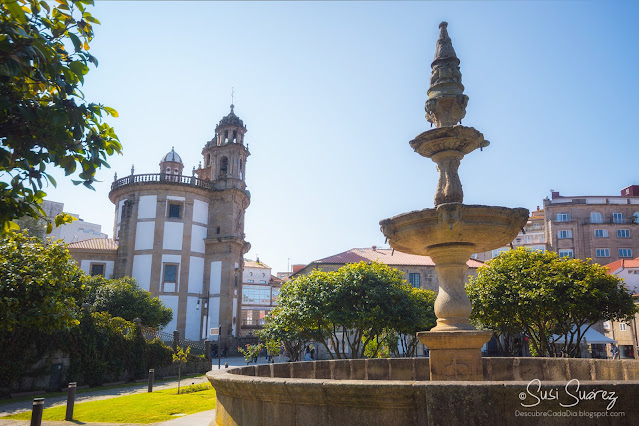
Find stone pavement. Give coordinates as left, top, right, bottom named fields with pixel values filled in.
left=0, top=356, right=277, bottom=426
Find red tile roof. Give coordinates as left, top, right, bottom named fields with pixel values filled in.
left=604, top=258, right=639, bottom=274
left=244, top=260, right=271, bottom=269
left=312, top=248, right=483, bottom=268
left=67, top=238, right=118, bottom=251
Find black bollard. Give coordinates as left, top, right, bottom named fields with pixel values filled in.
left=30, top=398, right=44, bottom=426
left=148, top=368, right=154, bottom=393
left=65, top=382, right=77, bottom=421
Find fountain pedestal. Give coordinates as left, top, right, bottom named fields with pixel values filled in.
left=417, top=330, right=491, bottom=381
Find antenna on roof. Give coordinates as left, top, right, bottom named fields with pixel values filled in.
left=231, top=87, right=235, bottom=105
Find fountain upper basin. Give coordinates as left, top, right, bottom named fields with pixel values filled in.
left=380, top=203, right=529, bottom=255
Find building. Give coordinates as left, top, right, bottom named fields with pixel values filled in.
left=26, top=200, right=108, bottom=243
left=239, top=259, right=283, bottom=336
left=598, top=257, right=639, bottom=359
left=294, top=246, right=483, bottom=293
left=475, top=208, right=546, bottom=262
left=69, top=105, right=252, bottom=343
left=543, top=186, right=639, bottom=262
left=67, top=238, right=119, bottom=278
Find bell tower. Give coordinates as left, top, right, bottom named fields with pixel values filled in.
left=197, top=104, right=249, bottom=186
left=196, top=104, right=251, bottom=340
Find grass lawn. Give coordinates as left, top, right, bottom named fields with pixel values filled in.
left=2, top=383, right=216, bottom=424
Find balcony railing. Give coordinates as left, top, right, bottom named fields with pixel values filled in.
left=110, top=173, right=217, bottom=191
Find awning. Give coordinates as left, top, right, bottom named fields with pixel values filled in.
left=552, top=325, right=617, bottom=345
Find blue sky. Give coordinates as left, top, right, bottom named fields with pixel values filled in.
left=42, top=1, right=639, bottom=273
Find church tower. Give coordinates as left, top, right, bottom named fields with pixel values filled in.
left=108, top=104, right=251, bottom=344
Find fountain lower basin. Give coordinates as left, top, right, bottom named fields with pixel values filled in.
left=208, top=358, right=639, bottom=425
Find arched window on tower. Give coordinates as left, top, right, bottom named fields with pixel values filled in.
left=232, top=130, right=237, bottom=142
left=239, top=161, right=243, bottom=180
left=224, top=131, right=229, bottom=143
left=206, top=154, right=211, bottom=166
left=220, top=157, right=229, bottom=178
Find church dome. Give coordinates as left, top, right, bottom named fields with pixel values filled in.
left=161, top=147, right=182, bottom=163
left=217, top=104, right=244, bottom=128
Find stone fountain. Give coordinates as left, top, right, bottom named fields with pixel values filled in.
left=379, top=21, right=528, bottom=381
left=207, top=23, right=639, bottom=426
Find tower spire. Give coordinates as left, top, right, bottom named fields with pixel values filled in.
left=425, top=22, right=468, bottom=128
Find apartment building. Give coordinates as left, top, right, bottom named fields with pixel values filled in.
left=543, top=185, right=639, bottom=263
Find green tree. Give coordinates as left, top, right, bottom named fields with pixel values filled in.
left=466, top=248, right=637, bottom=357
left=83, top=276, right=173, bottom=329
left=0, top=231, right=84, bottom=384
left=260, top=262, right=436, bottom=359
left=0, top=231, right=84, bottom=333
left=172, top=346, right=190, bottom=394
left=0, top=0, right=121, bottom=233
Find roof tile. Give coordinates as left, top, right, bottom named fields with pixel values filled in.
left=67, top=238, right=118, bottom=251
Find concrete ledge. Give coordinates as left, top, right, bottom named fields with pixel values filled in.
left=209, top=358, right=639, bottom=425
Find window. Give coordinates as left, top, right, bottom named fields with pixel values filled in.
left=603, top=321, right=611, bottom=330
left=558, top=249, right=573, bottom=258
left=619, top=248, right=632, bottom=258
left=558, top=230, right=572, bottom=239
left=594, top=229, right=608, bottom=238
left=242, top=285, right=271, bottom=305
left=556, top=213, right=569, bottom=222
left=259, top=280, right=266, bottom=283
left=163, top=263, right=178, bottom=292
left=619, top=323, right=628, bottom=331
left=590, top=212, right=603, bottom=224
left=249, top=272, right=253, bottom=276
left=220, top=157, right=229, bottom=174
left=168, top=203, right=181, bottom=218
left=247, top=280, right=254, bottom=283
left=90, top=263, right=105, bottom=276
left=409, top=273, right=421, bottom=288
left=271, top=288, right=280, bottom=304
left=617, top=229, right=630, bottom=238
left=595, top=248, right=610, bottom=257
left=613, top=212, right=624, bottom=224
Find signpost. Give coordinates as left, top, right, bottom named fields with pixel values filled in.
left=210, top=325, right=222, bottom=369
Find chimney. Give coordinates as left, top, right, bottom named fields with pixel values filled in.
left=372, top=245, right=377, bottom=251
left=551, top=190, right=560, bottom=199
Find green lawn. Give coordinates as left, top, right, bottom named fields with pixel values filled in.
left=2, top=383, right=216, bottom=424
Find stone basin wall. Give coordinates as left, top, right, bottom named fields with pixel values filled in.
left=208, top=358, right=639, bottom=425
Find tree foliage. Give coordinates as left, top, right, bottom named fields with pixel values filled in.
left=0, top=231, right=84, bottom=333
left=83, top=275, right=173, bottom=329
left=259, top=262, right=436, bottom=359
left=466, top=248, right=637, bottom=357
left=0, top=0, right=121, bottom=232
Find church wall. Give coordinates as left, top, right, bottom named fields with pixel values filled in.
left=134, top=222, right=155, bottom=250
left=137, top=195, right=157, bottom=219
left=185, top=296, right=201, bottom=341
left=162, top=222, right=183, bottom=250
left=132, top=254, right=153, bottom=291
left=188, top=257, right=205, bottom=293
left=79, top=259, right=115, bottom=279
left=159, top=295, right=179, bottom=333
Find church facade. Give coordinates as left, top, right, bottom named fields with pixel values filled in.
left=69, top=105, right=251, bottom=342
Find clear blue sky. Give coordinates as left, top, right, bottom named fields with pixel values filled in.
left=43, top=1, right=639, bottom=274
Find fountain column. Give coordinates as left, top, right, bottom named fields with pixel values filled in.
left=380, top=22, right=528, bottom=381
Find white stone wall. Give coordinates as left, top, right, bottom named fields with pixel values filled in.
left=79, top=260, right=115, bottom=279
left=134, top=222, right=155, bottom=250
left=132, top=254, right=153, bottom=291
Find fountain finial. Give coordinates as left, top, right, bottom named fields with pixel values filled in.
left=425, top=22, right=468, bottom=128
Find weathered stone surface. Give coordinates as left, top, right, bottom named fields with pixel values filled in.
left=209, top=360, right=639, bottom=425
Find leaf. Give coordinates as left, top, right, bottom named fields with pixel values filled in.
left=5, top=0, right=27, bottom=24
left=69, top=33, right=82, bottom=52
left=103, top=106, right=118, bottom=117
